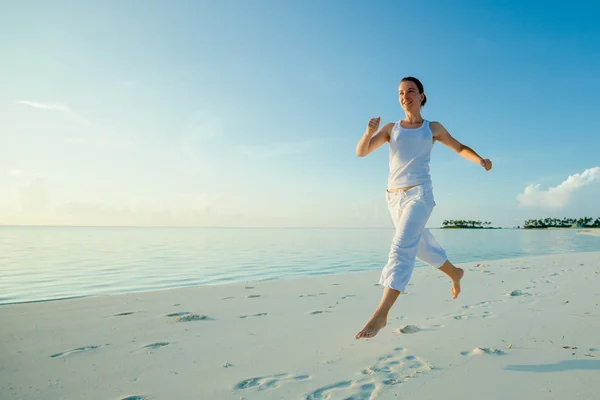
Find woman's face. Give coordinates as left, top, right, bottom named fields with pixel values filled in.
left=398, top=81, right=423, bottom=112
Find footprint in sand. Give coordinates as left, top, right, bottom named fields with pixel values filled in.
left=114, top=312, right=135, bottom=316
left=240, top=313, right=268, bottom=319
left=305, top=347, right=433, bottom=399
left=370, top=349, right=433, bottom=383
left=456, top=310, right=491, bottom=319
left=165, top=312, right=190, bottom=317
left=446, top=302, right=496, bottom=320
left=396, top=325, right=420, bottom=334
left=460, top=347, right=506, bottom=356
left=305, top=381, right=375, bottom=400
left=176, top=314, right=207, bottom=322
left=233, top=373, right=310, bottom=392
left=51, top=345, right=106, bottom=359
left=506, top=289, right=531, bottom=297
left=445, top=313, right=471, bottom=320
left=165, top=312, right=207, bottom=322
left=471, top=264, right=495, bottom=275
left=142, top=342, right=170, bottom=351
left=476, top=300, right=502, bottom=307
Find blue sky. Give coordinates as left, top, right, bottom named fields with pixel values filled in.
left=1, top=0, right=599, bottom=228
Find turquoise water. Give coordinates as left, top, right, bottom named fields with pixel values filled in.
left=0, top=227, right=598, bottom=305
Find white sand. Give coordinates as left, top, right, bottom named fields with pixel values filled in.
left=579, top=229, right=600, bottom=237
left=2, top=252, right=600, bottom=400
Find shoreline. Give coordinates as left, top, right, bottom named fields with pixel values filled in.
left=2, top=251, right=600, bottom=399
left=3, top=247, right=600, bottom=307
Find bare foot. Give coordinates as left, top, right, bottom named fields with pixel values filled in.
left=452, top=268, right=464, bottom=299
left=355, top=313, right=387, bottom=339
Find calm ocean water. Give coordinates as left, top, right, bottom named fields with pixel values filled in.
left=1, top=227, right=598, bottom=305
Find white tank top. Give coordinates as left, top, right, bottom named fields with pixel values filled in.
left=387, top=119, right=433, bottom=189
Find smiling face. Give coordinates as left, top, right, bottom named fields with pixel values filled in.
left=398, top=80, right=425, bottom=112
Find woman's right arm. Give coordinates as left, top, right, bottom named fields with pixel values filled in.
left=356, top=118, right=392, bottom=157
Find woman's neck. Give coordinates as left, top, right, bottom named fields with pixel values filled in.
left=403, top=111, right=423, bottom=124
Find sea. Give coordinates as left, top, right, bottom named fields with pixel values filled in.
left=1, top=226, right=599, bottom=305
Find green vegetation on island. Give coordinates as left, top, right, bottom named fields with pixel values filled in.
left=441, top=217, right=600, bottom=229
left=441, top=220, right=495, bottom=229
left=523, top=217, right=600, bottom=229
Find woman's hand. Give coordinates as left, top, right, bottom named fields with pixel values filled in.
left=480, top=159, right=492, bottom=171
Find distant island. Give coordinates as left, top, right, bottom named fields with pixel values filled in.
left=440, top=217, right=600, bottom=229
left=522, top=217, right=600, bottom=229
left=441, top=220, right=498, bottom=229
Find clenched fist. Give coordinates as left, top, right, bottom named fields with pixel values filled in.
left=366, top=117, right=380, bottom=135
left=480, top=158, right=492, bottom=171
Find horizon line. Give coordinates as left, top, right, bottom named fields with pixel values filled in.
left=0, top=224, right=519, bottom=229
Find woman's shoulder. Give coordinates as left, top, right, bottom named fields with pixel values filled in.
left=428, top=120, right=443, bottom=131
left=381, top=121, right=397, bottom=132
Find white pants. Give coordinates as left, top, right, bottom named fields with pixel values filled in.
left=379, top=184, right=447, bottom=292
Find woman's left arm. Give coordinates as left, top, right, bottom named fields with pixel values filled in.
left=430, top=121, right=492, bottom=171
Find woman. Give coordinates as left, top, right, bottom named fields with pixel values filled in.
left=354, top=76, right=492, bottom=339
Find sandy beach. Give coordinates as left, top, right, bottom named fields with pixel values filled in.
left=2, top=251, right=600, bottom=399
left=579, top=229, right=600, bottom=237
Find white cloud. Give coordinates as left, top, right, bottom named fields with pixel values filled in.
left=517, top=167, right=600, bottom=207
left=16, top=100, right=92, bottom=126
left=16, top=101, right=70, bottom=112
